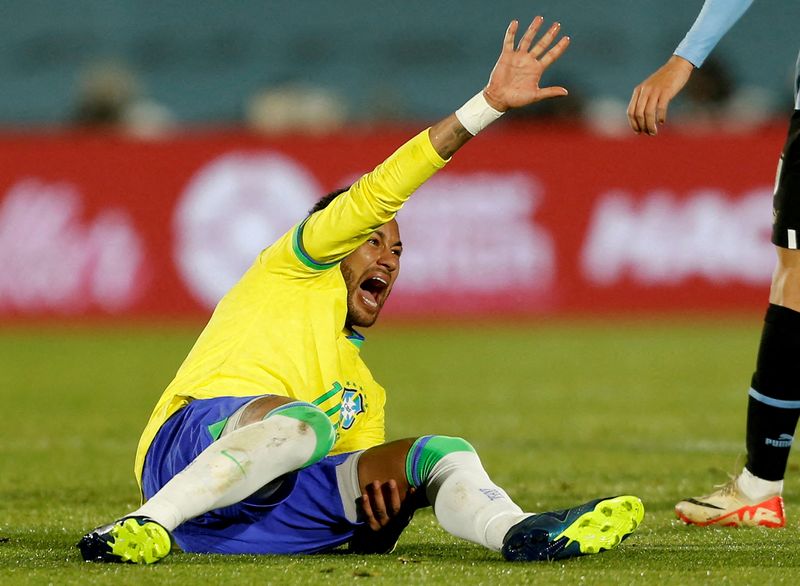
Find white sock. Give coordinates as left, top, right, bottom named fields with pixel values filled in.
left=736, top=466, right=783, bottom=501
left=425, top=451, right=530, bottom=551
left=133, top=413, right=318, bottom=530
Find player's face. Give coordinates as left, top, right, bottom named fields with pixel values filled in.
left=340, top=219, right=402, bottom=328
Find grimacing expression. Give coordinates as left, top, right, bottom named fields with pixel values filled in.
left=340, top=219, right=402, bottom=328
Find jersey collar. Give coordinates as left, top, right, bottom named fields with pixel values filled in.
left=345, top=328, right=365, bottom=350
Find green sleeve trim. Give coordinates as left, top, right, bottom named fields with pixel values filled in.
left=292, top=217, right=340, bottom=271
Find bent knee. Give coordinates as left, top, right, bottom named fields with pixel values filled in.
left=406, top=435, right=475, bottom=488
left=266, top=402, right=336, bottom=467
left=238, top=395, right=296, bottom=427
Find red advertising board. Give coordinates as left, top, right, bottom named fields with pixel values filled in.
left=0, top=124, right=786, bottom=320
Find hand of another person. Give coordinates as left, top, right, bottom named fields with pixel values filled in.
left=627, top=55, right=695, bottom=135
left=483, top=17, right=571, bottom=112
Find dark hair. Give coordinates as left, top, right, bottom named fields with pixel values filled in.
left=308, top=186, right=351, bottom=216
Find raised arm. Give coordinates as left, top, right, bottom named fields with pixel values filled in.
left=298, top=17, right=570, bottom=268
left=627, top=0, right=754, bottom=136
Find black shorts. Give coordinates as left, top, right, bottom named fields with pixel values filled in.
left=772, top=109, right=800, bottom=249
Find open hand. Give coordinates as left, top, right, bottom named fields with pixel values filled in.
left=483, top=17, right=571, bottom=112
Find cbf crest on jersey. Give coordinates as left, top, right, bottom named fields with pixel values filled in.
left=340, top=387, right=365, bottom=430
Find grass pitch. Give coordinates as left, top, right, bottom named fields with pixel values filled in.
left=2, top=317, right=800, bottom=584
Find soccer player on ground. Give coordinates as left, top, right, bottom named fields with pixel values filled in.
left=78, top=17, right=643, bottom=564
left=628, top=0, right=800, bottom=528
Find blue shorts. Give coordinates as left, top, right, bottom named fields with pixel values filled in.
left=141, top=395, right=363, bottom=554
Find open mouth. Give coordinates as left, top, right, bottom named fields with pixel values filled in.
left=358, top=275, right=389, bottom=309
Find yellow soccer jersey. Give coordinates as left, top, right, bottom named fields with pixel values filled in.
left=134, top=129, right=447, bottom=486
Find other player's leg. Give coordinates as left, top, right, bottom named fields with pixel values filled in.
left=675, top=250, right=800, bottom=527
left=676, top=108, right=800, bottom=528
left=353, top=435, right=644, bottom=561
left=78, top=395, right=335, bottom=563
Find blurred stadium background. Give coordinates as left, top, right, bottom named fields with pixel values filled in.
left=4, top=2, right=800, bottom=582
left=2, top=0, right=798, bottom=125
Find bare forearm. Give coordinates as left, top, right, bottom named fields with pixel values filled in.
left=428, top=114, right=474, bottom=160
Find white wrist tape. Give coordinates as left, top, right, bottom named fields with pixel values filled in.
left=455, top=91, right=505, bottom=135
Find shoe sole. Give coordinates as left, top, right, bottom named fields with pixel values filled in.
left=107, top=518, right=172, bottom=564
left=556, top=495, right=645, bottom=555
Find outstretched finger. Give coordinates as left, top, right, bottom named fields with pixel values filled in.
left=537, top=86, right=569, bottom=101
left=516, top=16, right=543, bottom=52
left=530, top=22, right=561, bottom=58
left=503, top=20, right=519, bottom=52
left=537, top=35, right=570, bottom=69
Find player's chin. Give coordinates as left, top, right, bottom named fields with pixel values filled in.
left=351, top=307, right=381, bottom=328
left=349, top=297, right=383, bottom=328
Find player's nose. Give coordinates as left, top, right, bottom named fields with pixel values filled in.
left=377, top=247, right=399, bottom=272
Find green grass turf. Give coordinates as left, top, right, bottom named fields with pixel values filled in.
left=2, top=318, right=800, bottom=584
